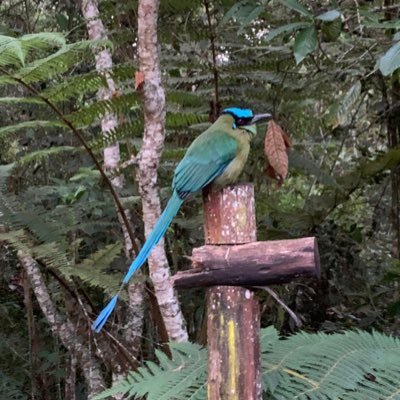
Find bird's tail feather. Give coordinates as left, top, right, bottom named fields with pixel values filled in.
left=92, top=191, right=184, bottom=332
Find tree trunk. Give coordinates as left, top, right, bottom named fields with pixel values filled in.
left=18, top=251, right=105, bottom=397
left=65, top=354, right=77, bottom=400
left=136, top=0, right=188, bottom=342
left=80, top=0, right=145, bottom=346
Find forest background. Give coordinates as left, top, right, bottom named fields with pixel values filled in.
left=0, top=0, right=400, bottom=399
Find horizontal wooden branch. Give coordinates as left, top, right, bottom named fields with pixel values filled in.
left=171, top=237, right=320, bottom=288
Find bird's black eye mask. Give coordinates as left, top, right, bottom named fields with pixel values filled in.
left=235, top=117, right=253, bottom=127
left=222, top=111, right=253, bottom=129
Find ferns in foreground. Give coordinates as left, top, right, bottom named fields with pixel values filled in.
left=93, top=327, right=400, bottom=400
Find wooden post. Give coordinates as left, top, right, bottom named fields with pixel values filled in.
left=204, top=184, right=262, bottom=400
left=170, top=183, right=320, bottom=399
left=171, top=237, right=320, bottom=288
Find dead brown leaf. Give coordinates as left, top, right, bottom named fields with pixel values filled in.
left=264, top=120, right=291, bottom=185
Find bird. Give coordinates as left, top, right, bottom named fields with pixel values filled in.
left=92, top=107, right=271, bottom=332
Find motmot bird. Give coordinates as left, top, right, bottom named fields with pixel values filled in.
left=93, top=107, right=271, bottom=332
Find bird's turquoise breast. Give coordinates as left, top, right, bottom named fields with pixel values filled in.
left=212, top=133, right=250, bottom=189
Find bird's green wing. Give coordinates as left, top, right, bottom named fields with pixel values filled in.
left=173, top=130, right=237, bottom=198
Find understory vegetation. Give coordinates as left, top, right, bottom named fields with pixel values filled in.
left=0, top=0, right=399, bottom=399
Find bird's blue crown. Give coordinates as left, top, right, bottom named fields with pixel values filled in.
left=222, top=107, right=253, bottom=119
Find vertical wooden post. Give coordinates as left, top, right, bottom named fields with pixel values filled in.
left=204, top=183, right=262, bottom=400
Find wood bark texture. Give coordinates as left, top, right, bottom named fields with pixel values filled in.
left=81, top=0, right=121, bottom=188
left=172, top=237, right=320, bottom=288
left=207, top=287, right=261, bottom=400
left=203, top=183, right=256, bottom=244
left=81, top=0, right=145, bottom=349
left=18, top=251, right=105, bottom=396
left=137, top=0, right=188, bottom=342
left=204, top=184, right=262, bottom=400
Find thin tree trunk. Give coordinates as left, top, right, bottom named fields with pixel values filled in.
left=80, top=0, right=145, bottom=344
left=137, top=0, right=188, bottom=342
left=384, top=0, right=400, bottom=257
left=22, top=270, right=38, bottom=400
left=17, top=251, right=105, bottom=396
left=65, top=354, right=77, bottom=400
left=81, top=0, right=120, bottom=182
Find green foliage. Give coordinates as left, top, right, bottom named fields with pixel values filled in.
left=265, top=22, right=311, bottom=41
left=281, top=0, right=312, bottom=18
left=62, top=243, right=126, bottom=297
left=293, top=26, right=317, bottom=65
left=316, top=10, right=341, bottom=22
left=93, top=342, right=207, bottom=400
left=379, top=41, right=400, bottom=76
left=324, top=81, right=362, bottom=129
left=0, top=32, right=65, bottom=67
left=262, top=329, right=400, bottom=399
left=93, top=327, right=400, bottom=400
left=1, top=0, right=400, bottom=398
left=0, top=161, right=125, bottom=296
left=0, top=372, right=27, bottom=400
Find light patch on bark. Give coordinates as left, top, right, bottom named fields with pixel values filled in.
left=18, top=251, right=105, bottom=396
left=137, top=0, right=188, bottom=342
left=81, top=0, right=144, bottom=345
left=81, top=0, right=121, bottom=190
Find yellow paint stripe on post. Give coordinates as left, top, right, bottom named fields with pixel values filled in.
left=227, top=320, right=238, bottom=400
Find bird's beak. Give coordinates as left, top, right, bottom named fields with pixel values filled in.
left=250, top=113, right=272, bottom=124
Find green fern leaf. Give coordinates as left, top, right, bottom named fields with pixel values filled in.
left=67, top=92, right=139, bottom=128
left=92, top=342, right=207, bottom=400
left=16, top=39, right=111, bottom=84
left=19, top=32, right=66, bottom=50
left=0, top=36, right=26, bottom=66
left=0, top=120, right=66, bottom=139
left=0, top=96, right=45, bottom=105
left=62, top=243, right=125, bottom=295
left=17, top=146, right=80, bottom=164
left=40, top=62, right=137, bottom=102
left=262, top=329, right=400, bottom=399
left=166, top=112, right=208, bottom=129
left=92, top=327, right=400, bottom=400
left=89, top=120, right=143, bottom=151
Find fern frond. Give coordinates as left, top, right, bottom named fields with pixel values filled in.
left=39, top=63, right=136, bottom=103
left=0, top=96, right=45, bottom=105
left=19, top=32, right=66, bottom=50
left=42, top=71, right=107, bottom=102
left=262, top=329, right=400, bottom=400
left=0, top=120, right=66, bottom=139
left=32, top=242, right=71, bottom=269
left=0, top=202, right=66, bottom=244
left=0, top=229, right=32, bottom=254
left=67, top=92, right=139, bottom=128
left=17, top=146, right=81, bottom=164
left=0, top=371, right=27, bottom=400
left=92, top=327, right=400, bottom=400
left=89, top=120, right=143, bottom=151
left=61, top=243, right=125, bottom=296
left=15, top=39, right=111, bottom=84
left=92, top=342, right=207, bottom=400
left=167, top=91, right=204, bottom=108
left=0, top=32, right=65, bottom=68
left=166, top=112, right=208, bottom=129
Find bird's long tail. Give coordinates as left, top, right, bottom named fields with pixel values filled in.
left=92, top=191, right=184, bottom=332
